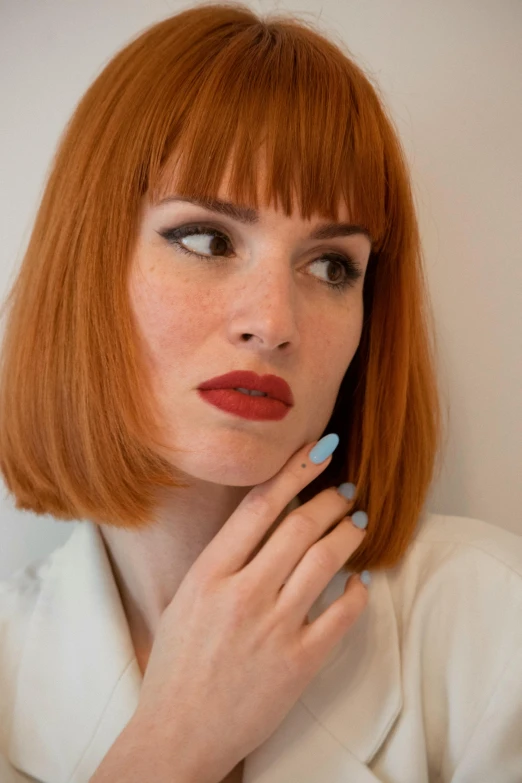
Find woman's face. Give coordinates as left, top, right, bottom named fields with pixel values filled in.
left=128, top=159, right=372, bottom=488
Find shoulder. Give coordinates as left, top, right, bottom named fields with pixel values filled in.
left=413, top=511, right=522, bottom=574
left=387, top=511, right=522, bottom=606
left=384, top=513, right=522, bottom=760
left=402, top=514, right=522, bottom=630
left=383, top=511, right=522, bottom=682
left=387, top=512, right=522, bottom=641
left=381, top=513, right=522, bottom=774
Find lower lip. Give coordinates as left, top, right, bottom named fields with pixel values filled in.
left=197, top=389, right=291, bottom=421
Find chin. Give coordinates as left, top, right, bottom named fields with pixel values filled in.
left=193, top=457, right=286, bottom=487
left=163, top=444, right=294, bottom=488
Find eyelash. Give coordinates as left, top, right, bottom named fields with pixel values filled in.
left=158, top=223, right=363, bottom=294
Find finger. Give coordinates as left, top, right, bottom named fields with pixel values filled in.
left=298, top=572, right=370, bottom=669
left=195, top=435, right=339, bottom=577
left=276, top=518, right=367, bottom=629
left=244, top=485, right=357, bottom=592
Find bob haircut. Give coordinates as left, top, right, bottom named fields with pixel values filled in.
left=0, top=2, right=447, bottom=572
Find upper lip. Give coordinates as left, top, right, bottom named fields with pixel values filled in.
left=198, top=370, right=294, bottom=406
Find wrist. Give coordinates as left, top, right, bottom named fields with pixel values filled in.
left=89, top=714, right=198, bottom=783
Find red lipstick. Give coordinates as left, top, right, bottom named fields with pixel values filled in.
left=197, top=370, right=294, bottom=421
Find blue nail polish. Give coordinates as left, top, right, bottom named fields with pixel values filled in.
left=352, top=511, right=368, bottom=530
left=338, top=482, right=356, bottom=500
left=308, top=433, right=339, bottom=464
left=360, top=570, right=371, bottom=586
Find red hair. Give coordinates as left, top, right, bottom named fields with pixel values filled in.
left=0, top=3, right=447, bottom=571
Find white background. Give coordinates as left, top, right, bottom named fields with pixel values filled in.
left=0, top=0, right=521, bottom=579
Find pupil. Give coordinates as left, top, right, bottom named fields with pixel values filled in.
left=210, top=236, right=227, bottom=254
left=327, top=261, right=341, bottom=283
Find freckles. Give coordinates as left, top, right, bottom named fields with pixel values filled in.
left=132, top=277, right=220, bottom=369
left=191, top=288, right=218, bottom=325
left=129, top=279, right=179, bottom=354
left=310, top=304, right=362, bottom=371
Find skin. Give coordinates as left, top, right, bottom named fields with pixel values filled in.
left=99, top=150, right=372, bottom=725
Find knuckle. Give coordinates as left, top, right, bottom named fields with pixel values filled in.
left=187, top=555, right=219, bottom=592
left=286, top=510, right=318, bottom=538
left=227, top=580, right=254, bottom=623
left=307, top=541, right=337, bottom=573
left=286, top=637, right=315, bottom=679
left=186, top=566, right=219, bottom=607
left=247, top=490, right=275, bottom=521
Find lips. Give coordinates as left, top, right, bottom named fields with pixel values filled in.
left=198, top=370, right=294, bottom=406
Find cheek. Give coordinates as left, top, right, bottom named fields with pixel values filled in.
left=128, top=262, right=219, bottom=373
left=310, top=299, right=364, bottom=397
left=314, top=296, right=363, bottom=356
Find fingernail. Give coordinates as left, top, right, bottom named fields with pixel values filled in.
left=351, top=510, right=368, bottom=530
left=308, top=433, right=340, bottom=464
left=337, top=482, right=356, bottom=500
left=360, top=570, right=371, bottom=586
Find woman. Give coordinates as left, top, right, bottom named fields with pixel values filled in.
left=0, top=4, right=521, bottom=782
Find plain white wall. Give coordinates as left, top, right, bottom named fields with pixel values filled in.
left=0, top=0, right=521, bottom=580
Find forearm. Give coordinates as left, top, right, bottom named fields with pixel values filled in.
left=89, top=715, right=199, bottom=783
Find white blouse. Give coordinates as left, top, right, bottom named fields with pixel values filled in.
left=1, top=508, right=522, bottom=782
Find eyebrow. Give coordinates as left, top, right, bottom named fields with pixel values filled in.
left=157, top=195, right=372, bottom=243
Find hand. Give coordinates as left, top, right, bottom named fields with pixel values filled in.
left=132, top=436, right=369, bottom=783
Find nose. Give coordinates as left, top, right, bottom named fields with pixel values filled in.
left=228, top=262, right=301, bottom=352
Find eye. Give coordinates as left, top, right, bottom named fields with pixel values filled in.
left=160, top=224, right=233, bottom=260
left=158, top=223, right=363, bottom=293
